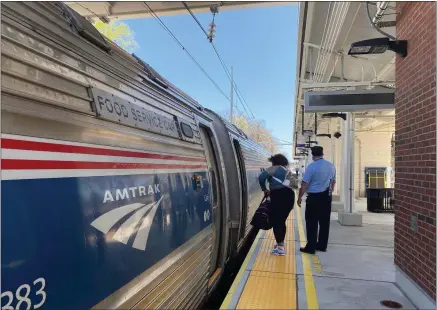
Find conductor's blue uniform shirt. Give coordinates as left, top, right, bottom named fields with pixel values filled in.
left=302, top=158, right=336, bottom=193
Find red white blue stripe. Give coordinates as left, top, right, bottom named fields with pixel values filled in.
left=2, top=134, right=208, bottom=180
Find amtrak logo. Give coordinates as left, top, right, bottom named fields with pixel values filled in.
left=203, top=210, right=210, bottom=222
left=91, top=197, right=164, bottom=251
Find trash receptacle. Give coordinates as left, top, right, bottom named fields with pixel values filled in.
left=366, top=188, right=394, bottom=213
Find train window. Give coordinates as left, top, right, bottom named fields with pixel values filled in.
left=180, top=122, right=194, bottom=138
left=192, top=174, right=203, bottom=191
left=209, top=169, right=218, bottom=205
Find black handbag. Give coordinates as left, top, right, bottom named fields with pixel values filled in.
left=250, top=195, right=273, bottom=230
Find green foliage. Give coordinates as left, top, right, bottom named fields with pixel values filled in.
left=93, top=20, right=139, bottom=53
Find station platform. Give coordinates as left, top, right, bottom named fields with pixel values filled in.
left=220, top=197, right=416, bottom=309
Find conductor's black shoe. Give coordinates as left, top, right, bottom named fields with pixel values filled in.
left=316, top=244, right=327, bottom=252
left=300, top=247, right=315, bottom=254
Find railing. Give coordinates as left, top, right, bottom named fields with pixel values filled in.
left=366, top=188, right=395, bottom=213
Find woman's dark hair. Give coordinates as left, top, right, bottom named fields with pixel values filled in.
left=268, top=154, right=289, bottom=167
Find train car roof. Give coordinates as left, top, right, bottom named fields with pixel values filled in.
left=52, top=3, right=270, bottom=153
left=205, top=109, right=272, bottom=156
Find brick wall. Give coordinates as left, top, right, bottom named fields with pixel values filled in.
left=395, top=1, right=436, bottom=300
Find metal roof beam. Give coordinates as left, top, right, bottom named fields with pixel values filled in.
left=66, top=1, right=293, bottom=21
left=355, top=115, right=394, bottom=119
left=358, top=120, right=395, bottom=132
left=376, top=56, right=396, bottom=80
left=301, top=80, right=395, bottom=89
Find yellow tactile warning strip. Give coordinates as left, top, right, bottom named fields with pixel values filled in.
left=236, top=271, right=296, bottom=309
left=221, top=210, right=297, bottom=309
left=221, top=196, right=321, bottom=310
left=251, top=219, right=295, bottom=275
left=295, top=206, right=319, bottom=309
left=220, top=232, right=263, bottom=309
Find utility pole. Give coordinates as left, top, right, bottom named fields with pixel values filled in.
left=230, top=66, right=234, bottom=124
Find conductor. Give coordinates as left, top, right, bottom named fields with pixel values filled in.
left=297, top=146, right=336, bottom=254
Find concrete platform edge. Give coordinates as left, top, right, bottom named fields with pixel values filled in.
left=395, top=267, right=435, bottom=310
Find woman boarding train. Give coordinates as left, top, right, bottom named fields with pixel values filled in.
left=258, top=154, right=295, bottom=256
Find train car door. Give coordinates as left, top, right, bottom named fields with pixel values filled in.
left=199, top=126, right=223, bottom=287
left=233, top=139, right=248, bottom=243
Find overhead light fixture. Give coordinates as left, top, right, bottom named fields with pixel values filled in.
left=321, top=113, right=347, bottom=120
left=316, top=134, right=332, bottom=139
left=348, top=37, right=407, bottom=57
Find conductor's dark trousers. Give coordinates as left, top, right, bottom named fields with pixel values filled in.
left=305, top=188, right=332, bottom=251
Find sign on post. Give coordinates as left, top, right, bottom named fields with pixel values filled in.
left=304, top=88, right=395, bottom=112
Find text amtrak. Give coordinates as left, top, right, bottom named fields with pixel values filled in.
left=103, top=184, right=160, bottom=203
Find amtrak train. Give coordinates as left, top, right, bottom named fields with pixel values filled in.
left=1, top=2, right=272, bottom=309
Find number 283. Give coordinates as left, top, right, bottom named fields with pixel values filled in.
left=1, top=278, right=46, bottom=310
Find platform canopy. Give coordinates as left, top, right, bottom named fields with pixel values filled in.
left=65, top=1, right=294, bottom=22
left=293, top=2, right=397, bottom=158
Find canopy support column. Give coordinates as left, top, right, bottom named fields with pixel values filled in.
left=338, top=112, right=362, bottom=226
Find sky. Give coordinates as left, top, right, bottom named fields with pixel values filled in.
left=124, top=4, right=298, bottom=159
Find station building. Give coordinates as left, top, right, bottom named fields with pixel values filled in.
left=293, top=2, right=436, bottom=308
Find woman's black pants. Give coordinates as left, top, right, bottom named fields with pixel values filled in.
left=269, top=188, right=295, bottom=244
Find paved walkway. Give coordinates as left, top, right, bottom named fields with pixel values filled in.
left=221, top=196, right=416, bottom=309
left=296, top=198, right=415, bottom=309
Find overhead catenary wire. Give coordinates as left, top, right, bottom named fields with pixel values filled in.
left=211, top=42, right=257, bottom=120
left=145, top=1, right=255, bottom=126
left=143, top=2, right=231, bottom=102
left=205, top=34, right=256, bottom=120
left=80, top=2, right=285, bottom=150
left=182, top=2, right=257, bottom=121
left=144, top=2, right=287, bottom=150
left=182, top=2, right=209, bottom=38
left=212, top=40, right=257, bottom=120
left=82, top=1, right=230, bottom=101
left=231, top=110, right=295, bottom=145
left=232, top=106, right=293, bottom=145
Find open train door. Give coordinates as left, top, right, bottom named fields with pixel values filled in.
left=199, top=126, right=223, bottom=290
left=232, top=139, right=248, bottom=245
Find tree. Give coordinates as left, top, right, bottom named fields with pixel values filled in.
left=93, top=20, right=139, bottom=53
left=221, top=111, right=280, bottom=153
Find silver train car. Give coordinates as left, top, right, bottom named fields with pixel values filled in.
left=1, top=2, right=271, bottom=309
